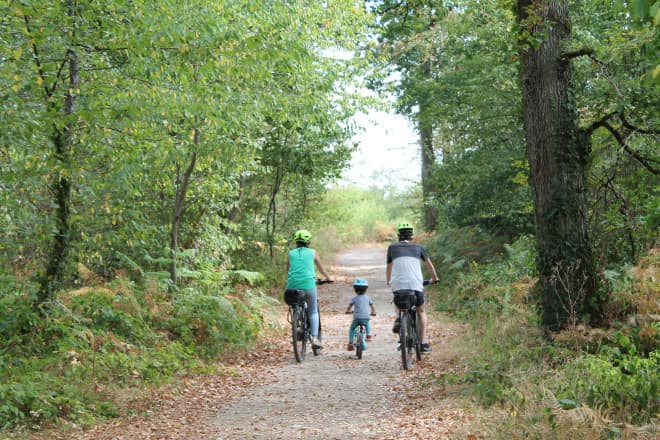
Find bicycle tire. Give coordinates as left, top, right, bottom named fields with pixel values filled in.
left=400, top=313, right=413, bottom=370
left=292, top=307, right=306, bottom=362
left=414, top=312, right=422, bottom=361
left=312, top=305, right=322, bottom=356
left=356, top=330, right=364, bottom=359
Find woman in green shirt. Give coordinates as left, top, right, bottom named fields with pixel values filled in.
left=286, top=229, right=332, bottom=349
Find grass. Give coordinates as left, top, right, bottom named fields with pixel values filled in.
left=426, top=232, right=659, bottom=439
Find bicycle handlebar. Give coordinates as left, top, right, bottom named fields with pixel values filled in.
left=316, top=279, right=334, bottom=285
left=423, top=279, right=438, bottom=286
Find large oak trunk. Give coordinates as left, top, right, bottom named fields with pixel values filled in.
left=517, top=0, right=602, bottom=330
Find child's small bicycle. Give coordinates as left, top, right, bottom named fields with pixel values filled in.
left=352, top=320, right=367, bottom=359
left=346, top=313, right=374, bottom=359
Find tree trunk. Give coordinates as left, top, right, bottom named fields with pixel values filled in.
left=170, top=131, right=198, bottom=287
left=516, top=0, right=602, bottom=330
left=420, top=119, right=438, bottom=232
left=266, top=167, right=283, bottom=259
left=420, top=59, right=438, bottom=232
left=39, top=45, right=78, bottom=305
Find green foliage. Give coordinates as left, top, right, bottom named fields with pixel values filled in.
left=0, top=0, right=371, bottom=297
left=433, top=237, right=659, bottom=432
left=166, top=289, right=261, bottom=358
left=372, top=0, right=533, bottom=240
left=312, top=185, right=406, bottom=246
left=0, top=263, right=275, bottom=430
left=559, top=339, right=659, bottom=424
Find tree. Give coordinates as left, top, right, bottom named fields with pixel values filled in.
left=372, top=0, right=441, bottom=232
left=516, top=0, right=603, bottom=330
left=1, top=0, right=370, bottom=300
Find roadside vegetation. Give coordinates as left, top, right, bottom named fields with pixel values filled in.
left=425, top=228, right=658, bottom=438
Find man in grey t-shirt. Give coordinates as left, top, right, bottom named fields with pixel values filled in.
left=386, top=222, right=438, bottom=353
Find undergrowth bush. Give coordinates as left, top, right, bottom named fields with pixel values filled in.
left=0, top=266, right=274, bottom=431
left=166, top=288, right=262, bottom=358
left=430, top=230, right=659, bottom=436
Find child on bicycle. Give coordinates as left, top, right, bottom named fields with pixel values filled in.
left=345, top=278, right=376, bottom=351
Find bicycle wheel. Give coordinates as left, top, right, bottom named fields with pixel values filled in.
left=312, top=302, right=322, bottom=356
left=414, top=312, right=422, bottom=361
left=292, top=307, right=306, bottom=362
left=356, top=330, right=364, bottom=359
left=400, top=313, right=413, bottom=370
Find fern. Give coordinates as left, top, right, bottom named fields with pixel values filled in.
left=114, top=251, right=144, bottom=276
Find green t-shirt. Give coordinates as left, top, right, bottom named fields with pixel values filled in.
left=286, top=247, right=316, bottom=290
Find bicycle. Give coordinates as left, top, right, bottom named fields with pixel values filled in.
left=393, top=279, right=435, bottom=370
left=284, top=279, right=333, bottom=363
left=345, top=313, right=375, bottom=359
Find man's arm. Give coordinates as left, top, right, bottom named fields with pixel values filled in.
left=425, top=258, right=438, bottom=284
left=386, top=262, right=392, bottom=286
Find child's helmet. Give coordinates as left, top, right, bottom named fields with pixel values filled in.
left=353, top=278, right=368, bottom=292
left=293, top=229, right=312, bottom=244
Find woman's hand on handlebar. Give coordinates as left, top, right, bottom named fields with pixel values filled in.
left=316, top=278, right=333, bottom=285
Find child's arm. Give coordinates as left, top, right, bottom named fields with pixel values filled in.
left=345, top=304, right=353, bottom=314
left=370, top=303, right=376, bottom=316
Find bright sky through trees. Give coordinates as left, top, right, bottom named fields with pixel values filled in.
left=341, top=110, right=420, bottom=189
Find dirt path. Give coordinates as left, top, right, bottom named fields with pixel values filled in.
left=36, top=244, right=476, bottom=440
left=213, top=243, right=473, bottom=439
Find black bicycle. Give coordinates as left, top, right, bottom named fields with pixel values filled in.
left=284, top=279, right=333, bottom=363
left=393, top=280, right=435, bottom=370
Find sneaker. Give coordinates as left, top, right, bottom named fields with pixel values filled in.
left=347, top=343, right=354, bottom=351
left=421, top=343, right=432, bottom=353
left=366, top=335, right=373, bottom=341
left=392, top=318, right=401, bottom=334
left=312, top=337, right=323, bottom=349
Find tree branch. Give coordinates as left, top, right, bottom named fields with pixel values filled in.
left=602, top=122, right=659, bottom=174
left=583, top=110, right=617, bottom=136
left=620, top=113, right=660, bottom=135
left=560, top=48, right=594, bottom=60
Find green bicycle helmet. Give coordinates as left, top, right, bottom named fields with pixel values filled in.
left=293, top=229, right=312, bottom=244
left=397, top=222, right=414, bottom=240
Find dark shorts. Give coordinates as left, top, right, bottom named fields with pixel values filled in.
left=393, top=289, right=425, bottom=307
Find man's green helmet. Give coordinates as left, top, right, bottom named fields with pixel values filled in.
left=397, top=222, right=414, bottom=239
left=293, top=229, right=312, bottom=243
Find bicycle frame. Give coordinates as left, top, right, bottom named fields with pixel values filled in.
left=352, top=321, right=367, bottom=359
left=288, top=280, right=331, bottom=363
left=289, top=301, right=309, bottom=363
left=397, top=303, right=421, bottom=370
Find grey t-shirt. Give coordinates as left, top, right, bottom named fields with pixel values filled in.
left=387, top=241, right=429, bottom=292
left=350, top=294, right=373, bottom=320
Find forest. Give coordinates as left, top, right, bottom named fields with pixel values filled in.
left=1, top=0, right=658, bottom=438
